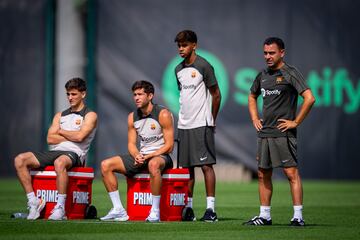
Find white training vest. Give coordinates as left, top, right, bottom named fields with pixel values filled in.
left=49, top=106, right=96, bottom=164
left=133, top=104, right=166, bottom=155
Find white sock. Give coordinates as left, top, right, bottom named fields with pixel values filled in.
left=26, top=192, right=37, bottom=203
left=57, top=194, right=66, bottom=207
left=109, top=190, right=124, bottom=210
left=206, top=197, right=215, bottom=211
left=151, top=195, right=161, bottom=212
left=293, top=205, right=303, bottom=220
left=259, top=205, right=271, bottom=220
left=186, top=197, right=193, bottom=208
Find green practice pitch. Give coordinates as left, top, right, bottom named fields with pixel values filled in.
left=0, top=178, right=359, bottom=240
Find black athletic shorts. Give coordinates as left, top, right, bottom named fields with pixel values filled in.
left=33, top=150, right=81, bottom=168
left=256, top=137, right=297, bottom=169
left=120, top=154, right=173, bottom=177
left=178, top=126, right=216, bottom=168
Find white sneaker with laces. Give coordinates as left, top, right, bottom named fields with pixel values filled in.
left=146, top=210, right=160, bottom=222
left=27, top=198, right=46, bottom=220
left=48, top=205, right=67, bottom=220
left=100, top=208, right=129, bottom=221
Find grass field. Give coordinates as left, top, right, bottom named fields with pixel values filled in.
left=0, top=178, right=359, bottom=240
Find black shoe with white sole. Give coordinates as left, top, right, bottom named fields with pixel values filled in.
left=182, top=207, right=196, bottom=221
left=200, top=208, right=218, bottom=222
left=290, top=218, right=305, bottom=226
left=243, top=216, right=272, bottom=226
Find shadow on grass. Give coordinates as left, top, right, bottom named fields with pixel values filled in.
left=269, top=223, right=332, bottom=227
left=217, top=217, right=239, bottom=221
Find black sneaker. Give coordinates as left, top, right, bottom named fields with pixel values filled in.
left=243, top=216, right=272, bottom=226
left=182, top=207, right=196, bottom=221
left=290, top=218, right=305, bottom=226
left=200, top=208, right=218, bottom=222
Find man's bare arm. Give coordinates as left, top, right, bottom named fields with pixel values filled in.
left=248, top=93, right=262, bottom=131
left=209, top=84, right=221, bottom=123
left=277, top=89, right=315, bottom=131
left=144, top=109, right=174, bottom=160
left=58, top=112, right=97, bottom=142
left=47, top=112, right=67, bottom=145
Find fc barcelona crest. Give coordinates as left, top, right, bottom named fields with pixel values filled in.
left=276, top=76, right=283, bottom=84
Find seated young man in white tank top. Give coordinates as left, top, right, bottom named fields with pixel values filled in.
left=14, top=78, right=97, bottom=220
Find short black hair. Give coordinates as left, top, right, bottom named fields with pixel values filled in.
left=264, top=37, right=285, bottom=50
left=131, top=80, right=155, bottom=95
left=174, top=30, right=197, bottom=43
left=65, top=77, right=87, bottom=91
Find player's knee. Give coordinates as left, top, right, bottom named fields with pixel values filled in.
left=201, top=165, right=213, bottom=174
left=14, top=154, right=26, bottom=170
left=100, top=160, right=111, bottom=174
left=258, top=172, right=265, bottom=181
left=285, top=171, right=298, bottom=183
left=258, top=169, right=271, bottom=181
left=284, top=168, right=299, bottom=181
left=286, top=174, right=295, bottom=184
left=148, top=161, right=160, bottom=176
left=54, top=159, right=67, bottom=172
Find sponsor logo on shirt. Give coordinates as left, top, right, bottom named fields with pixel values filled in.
left=261, top=88, right=281, bottom=97
left=139, top=135, right=161, bottom=143
left=181, top=84, right=197, bottom=90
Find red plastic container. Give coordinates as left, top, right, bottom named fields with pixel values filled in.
left=30, top=166, right=94, bottom=219
left=127, top=168, right=189, bottom=221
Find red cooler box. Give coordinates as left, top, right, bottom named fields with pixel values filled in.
left=30, top=166, right=94, bottom=219
left=127, top=168, right=189, bottom=221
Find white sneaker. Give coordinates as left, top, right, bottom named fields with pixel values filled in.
left=48, top=205, right=67, bottom=220
left=100, top=208, right=129, bottom=221
left=27, top=198, right=46, bottom=220
left=146, top=210, right=160, bottom=222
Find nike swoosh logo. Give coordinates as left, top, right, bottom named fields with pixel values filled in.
left=200, top=156, right=207, bottom=161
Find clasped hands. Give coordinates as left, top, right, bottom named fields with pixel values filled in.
left=134, top=153, right=151, bottom=166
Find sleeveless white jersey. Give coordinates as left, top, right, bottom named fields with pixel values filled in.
left=175, top=55, right=218, bottom=129
left=133, top=104, right=166, bottom=155
left=49, top=106, right=96, bottom=164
